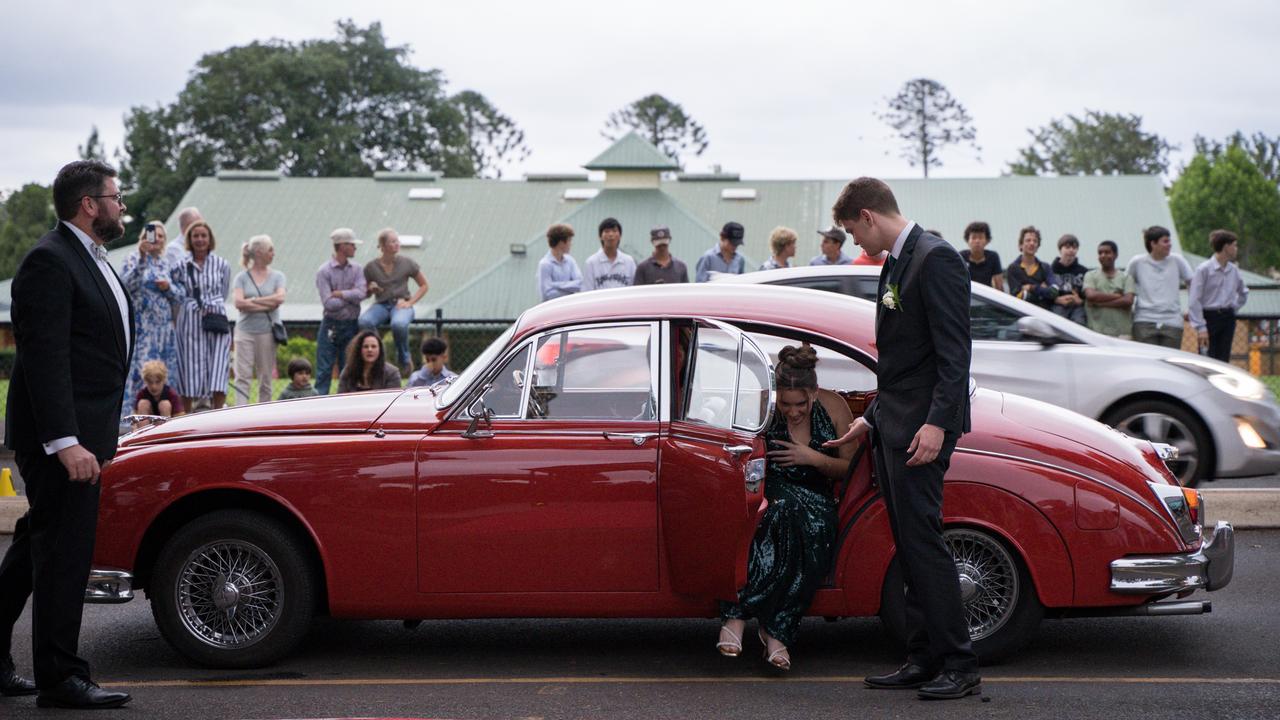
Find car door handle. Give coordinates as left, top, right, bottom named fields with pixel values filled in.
left=722, top=444, right=753, bottom=457
left=603, top=431, right=658, bottom=446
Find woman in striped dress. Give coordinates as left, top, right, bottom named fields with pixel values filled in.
left=172, top=220, right=232, bottom=410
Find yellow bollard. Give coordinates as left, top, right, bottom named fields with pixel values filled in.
left=0, top=468, right=15, bottom=497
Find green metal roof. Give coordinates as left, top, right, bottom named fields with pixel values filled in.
left=0, top=173, right=1193, bottom=323
left=583, top=132, right=680, bottom=171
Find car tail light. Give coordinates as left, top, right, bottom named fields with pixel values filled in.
left=1147, top=481, right=1203, bottom=546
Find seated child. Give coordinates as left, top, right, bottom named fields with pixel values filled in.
left=278, top=357, right=320, bottom=400
left=408, top=337, right=458, bottom=388
left=134, top=360, right=184, bottom=417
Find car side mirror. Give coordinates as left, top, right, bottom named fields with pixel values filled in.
left=464, top=384, right=495, bottom=439
left=1016, top=316, right=1064, bottom=347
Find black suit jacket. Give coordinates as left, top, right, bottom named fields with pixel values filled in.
left=5, top=223, right=134, bottom=462
left=865, top=225, right=972, bottom=448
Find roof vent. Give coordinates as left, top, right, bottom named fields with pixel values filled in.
left=215, top=170, right=281, bottom=181
left=398, top=235, right=425, bottom=248
left=563, top=188, right=599, bottom=201
left=374, top=170, right=438, bottom=181
left=720, top=188, right=757, bottom=201
left=525, top=173, right=590, bottom=182
left=408, top=188, right=445, bottom=200
left=678, top=172, right=741, bottom=182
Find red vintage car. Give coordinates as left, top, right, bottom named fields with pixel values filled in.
left=86, top=284, right=1234, bottom=668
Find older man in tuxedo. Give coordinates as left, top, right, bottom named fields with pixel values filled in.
left=826, top=177, right=979, bottom=700
left=0, top=161, right=134, bottom=709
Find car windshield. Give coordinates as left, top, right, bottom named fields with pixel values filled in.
left=437, top=324, right=518, bottom=408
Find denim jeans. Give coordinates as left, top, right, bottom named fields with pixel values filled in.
left=359, top=300, right=414, bottom=368
left=316, top=318, right=358, bottom=395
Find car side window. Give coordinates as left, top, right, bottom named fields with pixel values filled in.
left=525, top=325, right=655, bottom=420
left=780, top=278, right=845, bottom=296
left=748, top=332, right=876, bottom=393
left=971, top=295, right=1025, bottom=341
left=683, top=327, right=739, bottom=429
left=487, top=345, right=531, bottom=417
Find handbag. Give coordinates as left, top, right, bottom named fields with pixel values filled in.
left=247, top=271, right=288, bottom=345
left=188, top=263, right=230, bottom=335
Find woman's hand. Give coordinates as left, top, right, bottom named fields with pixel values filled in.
left=766, top=438, right=823, bottom=468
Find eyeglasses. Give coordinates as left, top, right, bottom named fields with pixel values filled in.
left=85, top=193, right=125, bottom=205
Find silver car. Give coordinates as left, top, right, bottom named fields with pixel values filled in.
left=717, top=265, right=1280, bottom=486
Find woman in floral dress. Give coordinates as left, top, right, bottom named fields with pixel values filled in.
left=119, top=222, right=183, bottom=419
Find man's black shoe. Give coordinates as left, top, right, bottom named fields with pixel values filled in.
left=918, top=669, right=982, bottom=700
left=864, top=663, right=938, bottom=689
left=0, top=655, right=37, bottom=697
left=35, top=676, right=131, bottom=709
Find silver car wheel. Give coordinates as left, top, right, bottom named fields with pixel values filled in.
left=1114, top=411, right=1198, bottom=483
left=175, top=540, right=283, bottom=649
left=946, top=529, right=1019, bottom=641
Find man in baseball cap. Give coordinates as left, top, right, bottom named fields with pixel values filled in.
left=809, top=225, right=856, bottom=266
left=314, top=227, right=367, bottom=393
left=695, top=221, right=746, bottom=282
left=634, top=226, right=690, bottom=285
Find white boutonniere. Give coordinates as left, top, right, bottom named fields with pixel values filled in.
left=882, top=283, right=902, bottom=311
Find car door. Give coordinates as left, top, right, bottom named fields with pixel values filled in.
left=659, top=320, right=773, bottom=601
left=417, top=322, right=661, bottom=593
left=969, top=294, right=1075, bottom=407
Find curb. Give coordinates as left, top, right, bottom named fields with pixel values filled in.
left=3, top=489, right=1279, bottom=535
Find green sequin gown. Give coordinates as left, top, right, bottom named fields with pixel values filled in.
left=720, top=401, right=840, bottom=647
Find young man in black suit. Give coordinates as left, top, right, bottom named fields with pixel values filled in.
left=826, top=177, right=979, bottom=700
left=0, top=161, right=133, bottom=709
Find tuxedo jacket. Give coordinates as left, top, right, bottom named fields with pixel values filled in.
left=5, top=223, right=134, bottom=461
left=865, top=225, right=972, bottom=449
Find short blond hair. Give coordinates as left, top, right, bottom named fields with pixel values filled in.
left=376, top=227, right=398, bottom=248
left=141, top=360, right=169, bottom=383
left=769, top=226, right=798, bottom=256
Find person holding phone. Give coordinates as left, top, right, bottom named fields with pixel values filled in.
left=119, top=221, right=183, bottom=420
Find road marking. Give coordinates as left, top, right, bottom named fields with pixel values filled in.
left=101, top=675, right=1280, bottom=689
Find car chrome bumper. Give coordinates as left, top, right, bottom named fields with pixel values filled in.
left=84, top=568, right=134, bottom=604
left=1110, top=521, right=1234, bottom=594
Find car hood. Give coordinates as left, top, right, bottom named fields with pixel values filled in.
left=120, top=390, right=404, bottom=447
left=963, top=389, right=1171, bottom=495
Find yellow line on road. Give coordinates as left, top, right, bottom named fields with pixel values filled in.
left=100, top=675, right=1280, bottom=689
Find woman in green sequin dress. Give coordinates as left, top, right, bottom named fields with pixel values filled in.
left=717, top=345, right=855, bottom=670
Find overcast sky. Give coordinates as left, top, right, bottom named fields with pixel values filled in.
left=2, top=0, right=1277, bottom=193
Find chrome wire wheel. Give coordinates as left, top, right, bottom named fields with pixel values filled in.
left=175, top=540, right=283, bottom=649
left=945, top=529, right=1018, bottom=641
left=1112, top=411, right=1198, bottom=483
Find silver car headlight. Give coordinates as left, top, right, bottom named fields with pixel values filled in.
left=1164, top=356, right=1267, bottom=400
left=1147, top=481, right=1203, bottom=545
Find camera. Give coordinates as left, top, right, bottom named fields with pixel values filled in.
left=145, top=223, right=157, bottom=243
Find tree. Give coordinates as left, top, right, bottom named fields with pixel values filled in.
left=452, top=90, right=531, bottom=179
left=78, top=125, right=107, bottom=162
left=0, top=184, right=55, bottom=280
left=876, top=78, right=979, bottom=178
left=120, top=20, right=529, bottom=231
left=1168, top=146, right=1280, bottom=272
left=603, top=94, right=708, bottom=165
left=1193, top=132, right=1280, bottom=187
left=1009, top=110, right=1174, bottom=176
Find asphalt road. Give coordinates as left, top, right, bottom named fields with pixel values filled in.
left=1, top=532, right=1278, bottom=719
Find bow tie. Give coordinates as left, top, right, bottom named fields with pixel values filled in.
left=92, top=244, right=109, bottom=262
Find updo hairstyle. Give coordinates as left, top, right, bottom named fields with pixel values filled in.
left=776, top=344, right=819, bottom=391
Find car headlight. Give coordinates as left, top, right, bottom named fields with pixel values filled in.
left=1165, top=356, right=1267, bottom=400
left=1147, top=481, right=1202, bottom=545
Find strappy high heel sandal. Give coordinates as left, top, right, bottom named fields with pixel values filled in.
left=759, top=629, right=791, bottom=671
left=717, top=624, right=744, bottom=657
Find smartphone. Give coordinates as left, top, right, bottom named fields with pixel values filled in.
left=145, top=224, right=157, bottom=243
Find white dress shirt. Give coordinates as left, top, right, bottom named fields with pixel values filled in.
left=43, top=222, right=131, bottom=455
left=889, top=221, right=917, bottom=260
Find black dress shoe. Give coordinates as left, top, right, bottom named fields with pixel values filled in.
left=918, top=669, right=982, bottom=700
left=864, top=662, right=938, bottom=689
left=0, top=655, right=37, bottom=697
left=36, top=676, right=131, bottom=709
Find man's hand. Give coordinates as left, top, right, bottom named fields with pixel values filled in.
left=56, top=444, right=100, bottom=483
left=906, top=423, right=945, bottom=467
left=330, top=290, right=344, bottom=299
left=396, top=299, right=413, bottom=310
left=1197, top=329, right=1209, bottom=349
left=824, top=416, right=870, bottom=448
